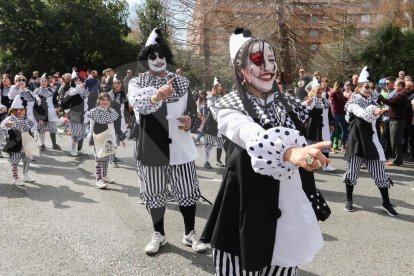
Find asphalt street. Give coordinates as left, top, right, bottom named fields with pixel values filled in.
left=0, top=130, right=413, bottom=275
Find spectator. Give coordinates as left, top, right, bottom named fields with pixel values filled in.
left=85, top=70, right=100, bottom=110
left=28, top=71, right=40, bottom=91
left=350, top=74, right=359, bottom=92
left=397, top=70, right=405, bottom=82
left=404, top=75, right=412, bottom=82
left=123, top=70, right=134, bottom=94
left=175, top=68, right=183, bottom=75
left=294, top=68, right=311, bottom=101
left=378, top=80, right=409, bottom=166
left=329, top=81, right=348, bottom=151
left=305, top=71, right=322, bottom=94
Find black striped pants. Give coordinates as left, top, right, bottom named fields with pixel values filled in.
left=137, top=161, right=201, bottom=209
left=343, top=156, right=391, bottom=188
left=213, top=249, right=297, bottom=276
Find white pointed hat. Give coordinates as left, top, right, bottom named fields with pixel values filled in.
left=229, top=28, right=253, bottom=63
left=213, top=76, right=220, bottom=86
left=358, top=66, right=371, bottom=83
left=41, top=73, right=47, bottom=79
left=71, top=70, right=77, bottom=80
left=145, top=28, right=161, bottom=47
left=11, top=96, right=25, bottom=109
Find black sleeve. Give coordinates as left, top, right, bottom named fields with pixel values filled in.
left=60, top=95, right=73, bottom=110
left=184, top=90, right=201, bottom=132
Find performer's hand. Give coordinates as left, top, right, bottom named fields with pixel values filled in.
left=329, top=125, right=335, bottom=132
left=152, top=77, right=176, bottom=103
left=177, top=115, right=191, bottom=131
left=305, top=97, right=313, bottom=106
left=373, top=108, right=382, bottom=115
left=0, top=106, right=6, bottom=113
left=283, top=141, right=331, bottom=172
left=4, top=120, right=14, bottom=128
left=38, top=120, right=44, bottom=127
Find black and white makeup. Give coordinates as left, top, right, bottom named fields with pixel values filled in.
left=148, top=52, right=167, bottom=73
left=242, top=41, right=277, bottom=94
left=359, top=82, right=374, bottom=97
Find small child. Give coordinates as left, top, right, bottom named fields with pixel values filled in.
left=87, top=93, right=126, bottom=189
left=0, top=97, right=36, bottom=185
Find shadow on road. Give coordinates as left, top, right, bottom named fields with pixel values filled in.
left=320, top=189, right=414, bottom=223
left=0, top=183, right=98, bottom=209
left=150, top=243, right=215, bottom=275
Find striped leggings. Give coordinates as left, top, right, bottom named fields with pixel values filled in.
left=137, top=161, right=201, bottom=209
left=8, top=152, right=30, bottom=179
left=213, top=249, right=297, bottom=276
left=343, top=156, right=391, bottom=188
left=95, top=154, right=112, bottom=180
left=204, top=134, right=225, bottom=162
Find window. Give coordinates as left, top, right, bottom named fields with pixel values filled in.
left=310, top=44, right=318, bottom=51
left=310, top=15, right=319, bottom=23
left=361, top=14, right=370, bottom=23
left=309, top=30, right=319, bottom=38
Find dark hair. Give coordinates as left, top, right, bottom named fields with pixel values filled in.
left=1, top=74, right=14, bottom=90
left=70, top=75, right=84, bottom=88
left=96, top=92, right=111, bottom=107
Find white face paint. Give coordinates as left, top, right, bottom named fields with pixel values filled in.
left=148, top=52, right=167, bottom=73
left=359, top=82, right=374, bottom=97
left=244, top=41, right=277, bottom=93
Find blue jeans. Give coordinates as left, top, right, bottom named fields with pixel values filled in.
left=333, top=113, right=349, bottom=146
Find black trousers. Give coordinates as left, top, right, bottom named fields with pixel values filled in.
left=389, top=119, right=405, bottom=165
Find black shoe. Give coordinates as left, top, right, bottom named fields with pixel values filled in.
left=382, top=203, right=398, bottom=217
left=216, top=161, right=225, bottom=167
left=52, top=144, right=61, bottom=150
left=204, top=162, right=212, bottom=169
left=344, top=200, right=354, bottom=212
left=0, top=151, right=3, bottom=158
left=40, top=145, right=46, bottom=151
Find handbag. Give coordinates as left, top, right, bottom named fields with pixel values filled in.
left=94, top=129, right=117, bottom=158
left=277, top=94, right=331, bottom=221
left=21, top=132, right=40, bottom=157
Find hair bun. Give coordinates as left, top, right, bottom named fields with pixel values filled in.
left=234, top=27, right=244, bottom=35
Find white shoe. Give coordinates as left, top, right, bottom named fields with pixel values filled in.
left=22, top=174, right=34, bottom=182
left=12, top=178, right=24, bottom=186
left=102, top=176, right=115, bottom=184
left=145, top=232, right=167, bottom=254
left=95, top=179, right=108, bottom=189
left=323, top=165, right=336, bottom=172
left=70, top=150, right=78, bottom=157
left=182, top=230, right=208, bottom=253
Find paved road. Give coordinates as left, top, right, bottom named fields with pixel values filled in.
left=1, top=131, right=413, bottom=275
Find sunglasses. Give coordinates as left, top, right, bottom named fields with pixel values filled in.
left=148, top=53, right=165, bottom=60
left=364, top=85, right=374, bottom=89
left=299, top=71, right=305, bottom=73
left=113, top=82, right=121, bottom=84
left=17, top=78, right=26, bottom=82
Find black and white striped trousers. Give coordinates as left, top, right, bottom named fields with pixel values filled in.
left=37, top=121, right=57, bottom=134
left=213, top=249, right=298, bottom=276
left=343, top=156, right=391, bottom=188
left=8, top=152, right=30, bottom=173
left=137, top=161, right=201, bottom=209
left=69, top=122, right=88, bottom=142
left=205, top=134, right=225, bottom=149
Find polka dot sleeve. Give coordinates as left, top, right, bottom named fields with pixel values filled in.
left=347, top=103, right=379, bottom=123
left=128, top=79, right=161, bottom=115
left=246, top=127, right=308, bottom=181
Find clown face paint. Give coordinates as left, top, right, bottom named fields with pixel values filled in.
left=243, top=41, right=277, bottom=93
left=148, top=52, right=167, bottom=73
left=359, top=82, right=374, bottom=97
